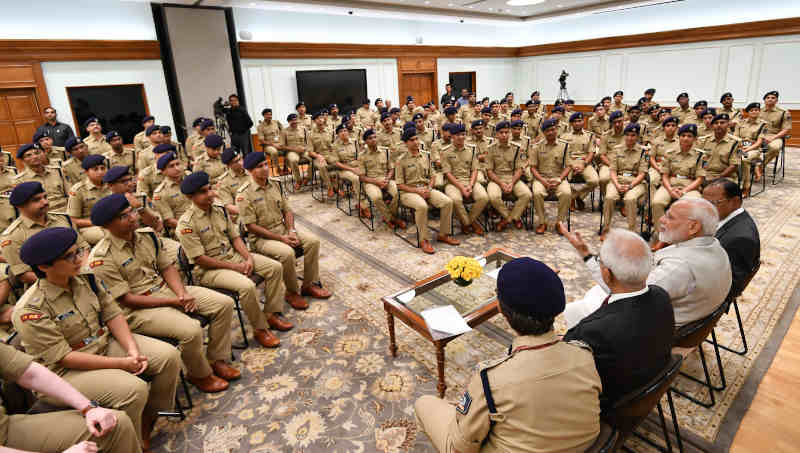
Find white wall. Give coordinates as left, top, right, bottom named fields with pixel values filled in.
left=436, top=58, right=518, bottom=103
left=517, top=34, right=800, bottom=109
left=42, top=60, right=174, bottom=134
left=241, top=58, right=398, bottom=129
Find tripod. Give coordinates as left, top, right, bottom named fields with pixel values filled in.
left=557, top=87, right=569, bottom=102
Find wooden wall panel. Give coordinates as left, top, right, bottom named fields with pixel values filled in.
left=0, top=63, right=50, bottom=114
left=397, top=57, right=436, bottom=73
left=789, top=110, right=799, bottom=147
left=0, top=40, right=161, bottom=62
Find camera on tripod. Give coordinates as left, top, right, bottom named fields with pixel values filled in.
left=213, top=97, right=231, bottom=119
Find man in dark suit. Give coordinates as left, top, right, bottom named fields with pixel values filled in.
left=561, top=226, right=675, bottom=410
left=703, top=178, right=761, bottom=299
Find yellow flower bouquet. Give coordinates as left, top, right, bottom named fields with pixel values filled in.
left=446, top=256, right=483, bottom=287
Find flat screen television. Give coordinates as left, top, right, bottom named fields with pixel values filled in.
left=67, top=84, right=149, bottom=144
left=296, top=69, right=367, bottom=117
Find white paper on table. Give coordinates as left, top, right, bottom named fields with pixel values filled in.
left=484, top=267, right=501, bottom=280
left=421, top=305, right=472, bottom=339
left=563, top=284, right=609, bottom=330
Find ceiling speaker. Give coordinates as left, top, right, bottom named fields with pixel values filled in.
left=238, top=30, right=253, bottom=41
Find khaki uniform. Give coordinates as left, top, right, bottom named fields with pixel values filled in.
left=649, top=135, right=679, bottom=188
left=310, top=127, right=336, bottom=190
left=735, top=119, right=768, bottom=186
left=44, top=146, right=66, bottom=166
left=1, top=213, right=89, bottom=279
left=177, top=204, right=284, bottom=331
left=759, top=106, right=791, bottom=165
left=530, top=140, right=571, bottom=226
left=88, top=229, right=234, bottom=379
left=257, top=120, right=283, bottom=164
left=0, top=342, right=140, bottom=452
left=430, top=139, right=453, bottom=189
left=67, top=179, right=111, bottom=244
left=190, top=136, right=207, bottom=160
left=610, top=103, right=628, bottom=116
left=134, top=130, right=149, bottom=153
left=466, top=135, right=494, bottom=184
left=698, top=133, right=741, bottom=183
left=563, top=130, right=599, bottom=201
left=332, top=138, right=362, bottom=197
left=194, top=152, right=226, bottom=183
left=184, top=133, right=202, bottom=160
left=83, top=134, right=112, bottom=156
left=604, top=144, right=647, bottom=231
left=0, top=167, right=18, bottom=232
left=104, top=148, right=137, bottom=174
left=359, top=146, right=399, bottom=221
left=673, top=106, right=693, bottom=124
left=355, top=107, right=375, bottom=129
left=60, top=157, right=84, bottom=188
left=415, top=332, right=601, bottom=453
left=14, top=166, right=69, bottom=212
left=12, top=275, right=181, bottom=444
left=136, top=164, right=164, bottom=199
left=297, top=114, right=313, bottom=131
left=152, top=178, right=187, bottom=223
left=395, top=152, right=453, bottom=242
left=486, top=142, right=531, bottom=222
left=280, top=126, right=310, bottom=183
left=377, top=127, right=403, bottom=163
left=652, top=148, right=706, bottom=237
left=417, top=128, right=436, bottom=152
left=0, top=264, right=15, bottom=342
left=215, top=168, right=249, bottom=207
left=598, top=130, right=624, bottom=193
left=441, top=144, right=488, bottom=228
left=588, top=115, right=611, bottom=136
left=237, top=178, right=322, bottom=294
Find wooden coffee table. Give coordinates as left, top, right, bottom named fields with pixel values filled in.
left=382, top=248, right=519, bottom=397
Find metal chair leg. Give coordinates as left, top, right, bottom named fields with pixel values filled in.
left=711, top=299, right=748, bottom=355
left=179, top=370, right=193, bottom=410
left=667, top=390, right=683, bottom=453
left=672, top=344, right=716, bottom=408
left=232, top=297, right=249, bottom=350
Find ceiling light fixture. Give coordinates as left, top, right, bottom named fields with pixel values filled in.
left=506, top=0, right=545, bottom=5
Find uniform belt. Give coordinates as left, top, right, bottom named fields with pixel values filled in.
left=70, top=328, right=105, bottom=350
left=622, top=172, right=633, bottom=177
left=141, top=281, right=166, bottom=296
left=675, top=175, right=689, bottom=180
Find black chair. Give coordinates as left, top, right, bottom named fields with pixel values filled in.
left=584, top=422, right=618, bottom=453
left=336, top=177, right=356, bottom=216
left=357, top=183, right=376, bottom=231
left=310, top=159, right=331, bottom=203
left=770, top=136, right=788, bottom=185
left=671, top=302, right=729, bottom=408
left=603, top=354, right=684, bottom=453
left=708, top=262, right=760, bottom=356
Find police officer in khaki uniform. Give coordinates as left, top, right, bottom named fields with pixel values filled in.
left=134, top=115, right=155, bottom=154
left=12, top=227, right=181, bottom=451
left=597, top=111, right=626, bottom=195
left=191, top=119, right=217, bottom=160
left=377, top=112, right=403, bottom=164
left=719, top=92, right=742, bottom=128
left=673, top=93, right=692, bottom=124
left=295, top=102, right=313, bottom=131
left=194, top=133, right=226, bottom=183
left=735, top=102, right=768, bottom=187
left=237, top=152, right=332, bottom=304
left=1, top=182, right=89, bottom=286
left=0, top=340, right=140, bottom=453
left=530, top=118, right=572, bottom=234
left=610, top=90, right=628, bottom=117
left=185, top=117, right=207, bottom=163
left=355, top=98, right=374, bottom=129
left=0, top=150, right=17, bottom=232
left=88, top=194, right=240, bottom=394
left=67, top=154, right=111, bottom=245
left=153, top=152, right=189, bottom=232
left=61, top=137, right=90, bottom=187
left=698, top=113, right=741, bottom=184
left=649, top=116, right=680, bottom=190
left=415, top=257, right=601, bottom=453
left=177, top=172, right=290, bottom=348
left=308, top=111, right=336, bottom=197
left=602, top=124, right=648, bottom=235
left=0, top=264, right=15, bottom=342
left=332, top=125, right=368, bottom=217
left=137, top=143, right=173, bottom=198
left=652, top=124, right=706, bottom=241
left=215, top=147, right=250, bottom=216
left=14, top=144, right=69, bottom=212
left=160, top=125, right=190, bottom=169
left=466, top=119, right=494, bottom=185
left=279, top=113, right=311, bottom=191
left=358, top=129, right=405, bottom=228
left=442, top=123, right=488, bottom=236
left=696, top=109, right=715, bottom=139
left=562, top=113, right=599, bottom=210
left=510, top=119, right=533, bottom=182
left=82, top=117, right=113, bottom=156
left=257, top=108, right=283, bottom=170
left=486, top=122, right=531, bottom=231
left=759, top=90, right=791, bottom=170
left=395, top=128, right=459, bottom=255
left=33, top=129, right=66, bottom=165
left=104, top=130, right=137, bottom=174
left=588, top=103, right=610, bottom=136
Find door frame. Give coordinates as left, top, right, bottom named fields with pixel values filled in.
left=396, top=57, right=437, bottom=108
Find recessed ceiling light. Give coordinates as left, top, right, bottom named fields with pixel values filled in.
left=448, top=2, right=454, bottom=5
left=424, top=0, right=430, bottom=4
left=506, top=0, right=545, bottom=5
left=557, top=4, right=564, bottom=7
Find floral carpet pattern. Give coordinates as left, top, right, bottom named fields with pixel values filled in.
left=152, top=151, right=799, bottom=452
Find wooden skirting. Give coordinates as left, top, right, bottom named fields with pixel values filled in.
left=239, top=41, right=517, bottom=59
left=0, top=40, right=161, bottom=62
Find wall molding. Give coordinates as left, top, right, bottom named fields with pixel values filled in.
left=239, top=42, right=518, bottom=59
left=0, top=40, right=161, bottom=62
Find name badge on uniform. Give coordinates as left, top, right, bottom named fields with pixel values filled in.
left=121, top=257, right=134, bottom=267
left=200, top=226, right=210, bottom=233
left=56, top=310, right=76, bottom=321
left=456, top=391, right=472, bottom=415
left=254, top=197, right=264, bottom=202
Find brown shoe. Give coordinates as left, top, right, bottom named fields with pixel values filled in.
left=254, top=329, right=280, bottom=348
left=211, top=361, right=241, bottom=381
left=754, top=165, right=763, bottom=182
left=301, top=285, right=332, bottom=299
left=496, top=219, right=510, bottom=232
left=360, top=206, right=372, bottom=219
left=619, top=204, right=627, bottom=217
left=743, top=185, right=751, bottom=198
left=285, top=292, right=309, bottom=310
left=535, top=224, right=546, bottom=234
left=461, top=224, right=473, bottom=235
left=188, top=373, right=229, bottom=393
left=471, top=221, right=485, bottom=236
left=393, top=217, right=407, bottom=229
left=513, top=219, right=524, bottom=229
left=141, top=411, right=156, bottom=452
left=420, top=240, right=435, bottom=254
left=575, top=197, right=586, bottom=211
left=301, top=177, right=310, bottom=186
left=556, top=225, right=565, bottom=236
left=599, top=228, right=609, bottom=241
left=267, top=313, right=294, bottom=331
left=327, top=187, right=335, bottom=198
left=437, top=234, right=460, bottom=246
left=293, top=181, right=301, bottom=191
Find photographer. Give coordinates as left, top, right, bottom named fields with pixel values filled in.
left=223, top=94, right=254, bottom=155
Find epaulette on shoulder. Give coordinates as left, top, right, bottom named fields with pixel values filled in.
left=566, top=339, right=594, bottom=353
left=236, top=180, right=251, bottom=193
left=377, top=146, right=390, bottom=152
left=475, top=354, right=513, bottom=373
left=92, top=237, right=111, bottom=256
left=3, top=216, right=23, bottom=235
left=135, top=226, right=155, bottom=233
left=153, top=180, right=167, bottom=193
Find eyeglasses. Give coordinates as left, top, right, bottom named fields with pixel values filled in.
left=59, top=247, right=86, bottom=263
left=116, top=210, right=137, bottom=221
left=706, top=198, right=730, bottom=206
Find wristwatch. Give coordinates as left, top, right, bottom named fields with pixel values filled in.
left=289, top=229, right=297, bottom=233
left=583, top=254, right=596, bottom=263
left=80, top=400, right=100, bottom=417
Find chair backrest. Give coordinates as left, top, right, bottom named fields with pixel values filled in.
left=584, top=422, right=618, bottom=453
left=176, top=246, right=194, bottom=286
left=673, top=302, right=728, bottom=348
left=735, top=261, right=761, bottom=299
left=603, top=354, right=684, bottom=435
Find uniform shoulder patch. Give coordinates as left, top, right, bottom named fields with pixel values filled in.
left=236, top=181, right=251, bottom=193
left=153, top=181, right=167, bottom=193
left=20, top=313, right=43, bottom=322
left=181, top=228, right=193, bottom=234
left=456, top=391, right=472, bottom=415
left=89, top=260, right=104, bottom=268
left=0, top=239, right=10, bottom=247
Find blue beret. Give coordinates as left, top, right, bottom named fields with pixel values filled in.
left=745, top=102, right=760, bottom=112
left=593, top=102, right=604, bottom=111
left=65, top=137, right=82, bottom=151
left=511, top=109, right=522, bottom=116
left=200, top=119, right=215, bottom=130
left=401, top=128, right=417, bottom=142
left=335, top=124, right=347, bottom=135
left=698, top=109, right=712, bottom=118
left=541, top=118, right=558, bottom=131
left=565, top=99, right=575, bottom=105
left=261, top=108, right=272, bottom=115
left=481, top=107, right=492, bottom=114
left=157, top=152, right=177, bottom=170
left=10, top=181, right=44, bottom=206
left=16, top=144, right=36, bottom=159
left=510, top=120, right=524, bottom=128
left=374, top=98, right=383, bottom=105
left=82, top=117, right=100, bottom=129
left=362, top=99, right=370, bottom=105
left=141, top=115, right=155, bottom=124
left=192, top=117, right=206, bottom=128
left=444, top=107, right=458, bottom=115
left=497, top=257, right=565, bottom=318
left=495, top=121, right=510, bottom=132
left=105, top=131, right=121, bottom=141
left=676, top=92, right=689, bottom=101
left=311, top=111, right=322, bottom=120
left=645, top=88, right=656, bottom=95
left=569, top=112, right=583, bottom=122
left=525, top=100, right=535, bottom=107
left=720, top=92, right=733, bottom=103
left=295, top=101, right=305, bottom=109
left=693, top=100, right=707, bottom=109
left=637, top=97, right=648, bottom=105
left=659, top=107, right=672, bottom=115
left=678, top=124, right=698, bottom=136
left=406, top=95, right=414, bottom=102
left=32, top=129, right=49, bottom=143
left=489, top=101, right=498, bottom=108
left=159, top=125, right=171, bottom=135
left=711, top=113, right=730, bottom=124
left=613, top=91, right=624, bottom=97
left=329, top=104, right=338, bottom=109
left=552, top=106, right=565, bottom=113
left=627, top=104, right=641, bottom=112
left=153, top=143, right=176, bottom=154
left=204, top=134, right=224, bottom=148
left=763, top=90, right=779, bottom=99
left=389, top=107, right=401, bottom=114
left=81, top=154, right=106, bottom=170
left=363, top=129, right=376, bottom=141
left=20, top=227, right=78, bottom=267
left=608, top=110, right=624, bottom=122
left=380, top=112, right=391, bottom=121
left=471, top=120, right=484, bottom=129
left=242, top=151, right=266, bottom=170
left=662, top=116, right=678, bottom=127
left=450, top=123, right=466, bottom=134
left=103, top=166, right=130, bottom=183
left=412, top=113, right=424, bottom=121
left=403, top=121, right=416, bottom=131
left=221, top=148, right=240, bottom=165
left=181, top=171, right=210, bottom=195
left=624, top=123, right=641, bottom=135
left=287, top=113, right=297, bottom=121
left=601, top=96, right=612, bottom=102
left=91, top=194, right=129, bottom=226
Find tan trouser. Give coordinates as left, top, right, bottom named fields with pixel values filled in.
left=316, top=160, right=337, bottom=190
left=487, top=180, right=531, bottom=222
left=126, top=285, right=235, bottom=378
left=399, top=189, right=453, bottom=242
left=652, top=184, right=702, bottom=240
left=253, top=230, right=320, bottom=295
left=532, top=180, right=571, bottom=226
left=598, top=165, right=610, bottom=195
left=364, top=181, right=399, bottom=221
left=338, top=169, right=361, bottom=200
left=570, top=165, right=599, bottom=200
left=52, top=334, right=180, bottom=445
left=765, top=137, right=783, bottom=166
left=648, top=167, right=662, bottom=189
left=415, top=395, right=456, bottom=453
left=444, top=182, right=488, bottom=227
left=604, top=182, right=646, bottom=231
left=196, top=253, right=284, bottom=331
left=79, top=225, right=105, bottom=245
left=287, top=150, right=309, bottom=182
left=7, top=409, right=139, bottom=453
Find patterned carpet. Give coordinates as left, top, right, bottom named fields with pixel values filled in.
left=152, top=151, right=799, bottom=453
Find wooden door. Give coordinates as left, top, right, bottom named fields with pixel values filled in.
left=401, top=73, right=435, bottom=107
left=0, top=88, right=41, bottom=159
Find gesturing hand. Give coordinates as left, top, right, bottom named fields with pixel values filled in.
left=85, top=407, right=118, bottom=437
left=557, top=222, right=591, bottom=258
